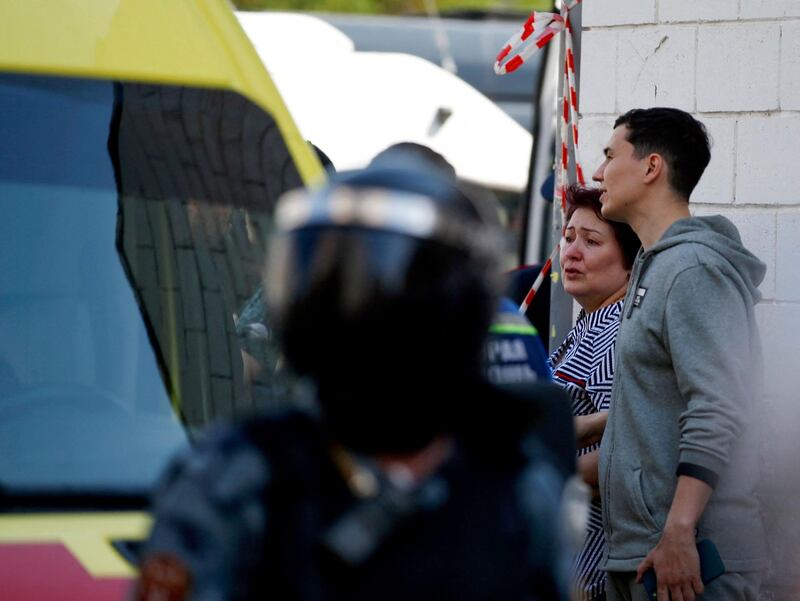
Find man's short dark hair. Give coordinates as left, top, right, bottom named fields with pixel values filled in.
left=614, top=108, right=711, bottom=200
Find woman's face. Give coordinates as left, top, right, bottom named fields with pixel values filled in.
left=560, top=206, right=630, bottom=313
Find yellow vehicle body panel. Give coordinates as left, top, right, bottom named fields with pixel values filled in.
left=0, top=3, right=324, bottom=595
left=0, top=0, right=322, bottom=185
left=0, top=512, right=151, bottom=578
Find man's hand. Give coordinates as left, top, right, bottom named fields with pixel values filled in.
left=636, top=523, right=703, bottom=601
left=635, top=474, right=713, bottom=600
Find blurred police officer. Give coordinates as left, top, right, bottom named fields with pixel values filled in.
left=135, top=158, right=572, bottom=601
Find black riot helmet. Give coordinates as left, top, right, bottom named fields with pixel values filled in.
left=267, top=159, right=506, bottom=453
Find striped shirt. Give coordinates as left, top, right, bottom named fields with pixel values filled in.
left=548, top=300, right=622, bottom=601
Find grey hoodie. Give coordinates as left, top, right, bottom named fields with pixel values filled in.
left=599, top=215, right=768, bottom=572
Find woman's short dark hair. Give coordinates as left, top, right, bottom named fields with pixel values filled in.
left=565, top=185, right=640, bottom=270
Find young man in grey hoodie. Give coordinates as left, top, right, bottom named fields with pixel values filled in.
left=592, top=107, right=767, bottom=601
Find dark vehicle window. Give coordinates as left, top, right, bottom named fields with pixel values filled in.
left=0, top=74, right=303, bottom=494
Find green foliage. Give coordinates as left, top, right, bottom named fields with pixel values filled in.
left=233, top=0, right=553, bottom=15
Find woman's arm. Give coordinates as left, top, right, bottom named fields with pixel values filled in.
left=573, top=411, right=608, bottom=448
left=577, top=449, right=601, bottom=498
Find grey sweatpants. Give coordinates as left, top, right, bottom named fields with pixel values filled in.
left=605, top=570, right=761, bottom=601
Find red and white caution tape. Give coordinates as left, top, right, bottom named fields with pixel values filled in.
left=495, top=1, right=587, bottom=209
left=518, top=243, right=560, bottom=315
left=494, top=1, right=582, bottom=75
left=558, top=10, right=586, bottom=195
left=494, top=11, right=567, bottom=75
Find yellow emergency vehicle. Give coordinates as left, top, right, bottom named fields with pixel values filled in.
left=0, top=2, right=321, bottom=598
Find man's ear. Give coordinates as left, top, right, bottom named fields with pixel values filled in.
left=643, top=153, right=664, bottom=184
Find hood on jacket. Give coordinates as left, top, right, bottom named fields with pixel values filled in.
left=645, top=215, right=766, bottom=305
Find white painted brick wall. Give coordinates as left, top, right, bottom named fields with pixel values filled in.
left=781, top=21, right=800, bottom=110
left=740, top=0, right=800, bottom=19
left=744, top=212, right=777, bottom=298
left=616, top=26, right=695, bottom=112
left=776, top=211, right=800, bottom=301
left=659, top=0, right=738, bottom=23
left=582, top=0, right=656, bottom=27
left=736, top=114, right=800, bottom=204
left=697, top=23, right=780, bottom=112
left=579, top=30, right=617, bottom=114
left=691, top=117, right=735, bottom=204
left=757, top=302, right=800, bottom=400
left=755, top=302, right=770, bottom=341
left=577, top=116, right=615, bottom=181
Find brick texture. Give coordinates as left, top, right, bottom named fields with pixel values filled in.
left=583, top=0, right=656, bottom=27
left=697, top=23, right=780, bottom=112
left=579, top=30, right=617, bottom=114
left=659, top=0, right=739, bottom=23
left=740, top=0, right=800, bottom=19
left=616, top=26, right=695, bottom=112
left=736, top=114, right=800, bottom=205
left=781, top=21, right=800, bottom=110
left=691, top=117, right=735, bottom=205
left=776, top=211, right=800, bottom=302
